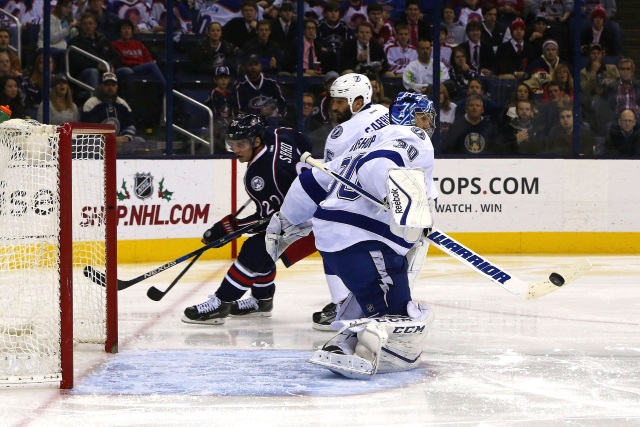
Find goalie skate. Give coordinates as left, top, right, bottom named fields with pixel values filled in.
left=309, top=348, right=375, bottom=380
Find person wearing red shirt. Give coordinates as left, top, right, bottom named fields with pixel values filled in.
left=111, top=19, right=166, bottom=87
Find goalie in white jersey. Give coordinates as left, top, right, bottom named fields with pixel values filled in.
left=315, top=72, right=391, bottom=331
left=267, top=93, right=438, bottom=378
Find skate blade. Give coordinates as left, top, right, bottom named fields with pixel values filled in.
left=181, top=315, right=226, bottom=325
left=312, top=323, right=334, bottom=332
left=229, top=312, right=272, bottom=318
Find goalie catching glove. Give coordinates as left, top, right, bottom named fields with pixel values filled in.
left=202, top=215, right=237, bottom=247
left=265, top=212, right=313, bottom=262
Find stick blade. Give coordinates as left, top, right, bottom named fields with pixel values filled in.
left=526, top=258, right=593, bottom=299
left=146, top=286, right=164, bottom=301
left=83, top=265, right=106, bottom=287
left=84, top=265, right=132, bottom=291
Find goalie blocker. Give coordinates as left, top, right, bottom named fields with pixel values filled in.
left=309, top=301, right=434, bottom=379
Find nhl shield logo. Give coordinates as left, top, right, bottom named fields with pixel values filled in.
left=251, top=176, right=265, bottom=191
left=134, top=173, right=154, bottom=200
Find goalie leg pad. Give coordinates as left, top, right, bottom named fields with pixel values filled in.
left=406, top=237, right=431, bottom=288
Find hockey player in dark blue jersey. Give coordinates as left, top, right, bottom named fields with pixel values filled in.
left=234, top=56, right=287, bottom=118
left=182, top=114, right=315, bottom=325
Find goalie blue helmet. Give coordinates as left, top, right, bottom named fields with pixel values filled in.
left=389, top=92, right=437, bottom=138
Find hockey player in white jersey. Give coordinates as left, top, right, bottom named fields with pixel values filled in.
left=267, top=93, right=438, bottom=378
left=314, top=73, right=391, bottom=331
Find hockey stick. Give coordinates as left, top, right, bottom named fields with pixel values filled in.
left=146, top=252, right=203, bottom=301
left=145, top=199, right=253, bottom=301
left=84, top=216, right=269, bottom=291
left=300, top=152, right=592, bottom=299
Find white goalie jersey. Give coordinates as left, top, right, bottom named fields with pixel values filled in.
left=282, top=124, right=438, bottom=256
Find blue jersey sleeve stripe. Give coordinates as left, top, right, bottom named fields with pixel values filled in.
left=359, top=150, right=405, bottom=168
left=299, top=169, right=327, bottom=204
left=314, top=207, right=414, bottom=249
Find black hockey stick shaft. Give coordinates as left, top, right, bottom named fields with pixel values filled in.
left=84, top=216, right=268, bottom=291
left=146, top=252, right=203, bottom=301
left=145, top=199, right=253, bottom=301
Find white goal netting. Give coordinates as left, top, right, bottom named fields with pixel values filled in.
left=0, top=119, right=112, bottom=386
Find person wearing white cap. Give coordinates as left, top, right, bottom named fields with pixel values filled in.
left=525, top=39, right=566, bottom=94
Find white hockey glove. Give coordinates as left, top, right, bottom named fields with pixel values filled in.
left=265, top=212, right=313, bottom=262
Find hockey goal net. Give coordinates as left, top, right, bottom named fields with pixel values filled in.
left=0, top=120, right=117, bottom=389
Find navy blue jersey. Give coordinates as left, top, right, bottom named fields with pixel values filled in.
left=234, top=74, right=287, bottom=117
left=237, top=127, right=312, bottom=228
left=317, top=19, right=352, bottom=57
left=206, top=88, right=234, bottom=124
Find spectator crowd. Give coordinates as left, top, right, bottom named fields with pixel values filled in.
left=0, top=0, right=637, bottom=156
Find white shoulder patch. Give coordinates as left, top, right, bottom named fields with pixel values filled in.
left=330, top=126, right=343, bottom=139
left=410, top=127, right=426, bottom=139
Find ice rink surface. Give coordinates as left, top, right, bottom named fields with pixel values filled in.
left=2, top=255, right=640, bottom=427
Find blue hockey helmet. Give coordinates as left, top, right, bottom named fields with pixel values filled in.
left=227, top=114, right=266, bottom=141
left=389, top=92, right=437, bottom=137
left=226, top=114, right=267, bottom=152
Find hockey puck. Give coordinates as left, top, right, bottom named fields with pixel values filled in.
left=549, top=272, right=565, bottom=287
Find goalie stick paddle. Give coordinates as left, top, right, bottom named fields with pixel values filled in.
left=300, top=152, right=592, bottom=299
left=84, top=216, right=269, bottom=291
left=144, top=199, right=253, bottom=301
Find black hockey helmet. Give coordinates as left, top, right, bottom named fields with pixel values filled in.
left=227, top=114, right=266, bottom=141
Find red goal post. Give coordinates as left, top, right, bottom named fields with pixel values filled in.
left=0, top=121, right=117, bottom=389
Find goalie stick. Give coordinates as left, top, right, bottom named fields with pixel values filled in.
left=300, top=152, right=592, bottom=299
left=84, top=216, right=269, bottom=291
left=145, top=199, right=253, bottom=301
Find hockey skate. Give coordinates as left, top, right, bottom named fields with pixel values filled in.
left=312, top=302, right=337, bottom=331
left=230, top=296, right=273, bottom=318
left=182, top=295, right=231, bottom=325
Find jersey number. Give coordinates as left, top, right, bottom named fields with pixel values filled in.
left=261, top=195, right=281, bottom=216
left=328, top=153, right=365, bottom=201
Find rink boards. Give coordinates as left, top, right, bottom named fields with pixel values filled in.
left=112, top=158, right=640, bottom=263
